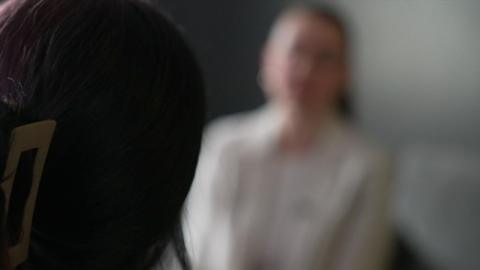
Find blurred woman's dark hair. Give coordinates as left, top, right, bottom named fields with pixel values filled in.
left=279, top=1, right=353, bottom=117
left=0, top=0, right=205, bottom=269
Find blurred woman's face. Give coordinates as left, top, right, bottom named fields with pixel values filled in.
left=262, top=12, right=347, bottom=118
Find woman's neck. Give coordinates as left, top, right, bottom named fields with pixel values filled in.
left=279, top=108, right=337, bottom=155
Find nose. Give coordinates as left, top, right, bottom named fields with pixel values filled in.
left=295, top=57, right=315, bottom=80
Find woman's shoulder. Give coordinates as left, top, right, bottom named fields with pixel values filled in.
left=333, top=123, right=392, bottom=180
left=338, top=122, right=389, bottom=161
left=202, top=107, right=273, bottom=152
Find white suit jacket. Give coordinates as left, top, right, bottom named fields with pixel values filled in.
left=184, top=106, right=392, bottom=270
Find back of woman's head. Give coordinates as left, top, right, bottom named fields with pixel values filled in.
left=0, top=0, right=205, bottom=269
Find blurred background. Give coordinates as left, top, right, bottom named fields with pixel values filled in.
left=160, top=0, right=480, bottom=150
left=159, top=1, right=480, bottom=269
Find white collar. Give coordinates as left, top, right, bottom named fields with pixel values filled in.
left=248, top=104, right=348, bottom=158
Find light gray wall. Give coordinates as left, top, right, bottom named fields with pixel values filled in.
left=337, top=0, right=480, bottom=148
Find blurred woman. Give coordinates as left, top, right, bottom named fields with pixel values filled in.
left=0, top=0, right=204, bottom=269
left=185, top=2, right=391, bottom=270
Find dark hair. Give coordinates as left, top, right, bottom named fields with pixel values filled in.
left=279, top=1, right=353, bottom=117
left=0, top=0, right=205, bottom=269
left=0, top=188, right=7, bottom=269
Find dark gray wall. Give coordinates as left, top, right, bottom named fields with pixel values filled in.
left=159, top=0, right=283, bottom=120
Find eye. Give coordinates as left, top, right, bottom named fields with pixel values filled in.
left=289, top=45, right=305, bottom=58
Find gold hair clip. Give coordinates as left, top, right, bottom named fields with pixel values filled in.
left=1, top=120, right=56, bottom=268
